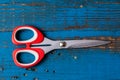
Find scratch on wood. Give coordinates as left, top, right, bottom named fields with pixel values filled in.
left=1, top=28, right=5, bottom=32
left=64, top=25, right=88, bottom=30
left=0, top=3, right=47, bottom=7
left=0, top=2, right=86, bottom=8
left=25, top=2, right=47, bottom=7
left=95, top=2, right=120, bottom=4
left=3, top=41, right=8, bottom=44
left=0, top=28, right=13, bottom=32
left=3, top=45, right=8, bottom=48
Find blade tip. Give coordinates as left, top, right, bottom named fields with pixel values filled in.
left=105, top=41, right=111, bottom=44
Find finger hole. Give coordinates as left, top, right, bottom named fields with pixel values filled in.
left=15, top=50, right=39, bottom=66
left=14, top=27, right=38, bottom=43
left=15, top=29, right=34, bottom=41
left=17, top=52, right=35, bottom=64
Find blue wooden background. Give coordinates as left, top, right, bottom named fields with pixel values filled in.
left=0, top=0, right=120, bottom=80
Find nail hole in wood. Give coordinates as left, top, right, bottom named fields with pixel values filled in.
left=45, top=69, right=49, bottom=72
left=53, top=70, right=55, bottom=73
left=23, top=73, right=27, bottom=76
left=33, top=78, right=39, bottom=80
left=11, top=76, right=19, bottom=79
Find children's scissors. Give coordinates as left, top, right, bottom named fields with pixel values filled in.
left=12, top=26, right=110, bottom=68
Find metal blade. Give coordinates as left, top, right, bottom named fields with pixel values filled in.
left=64, top=40, right=110, bottom=48
left=32, top=37, right=110, bottom=54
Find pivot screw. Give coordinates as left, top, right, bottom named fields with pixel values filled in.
left=59, top=42, right=66, bottom=47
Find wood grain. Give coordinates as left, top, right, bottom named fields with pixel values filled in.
left=0, top=0, right=120, bottom=80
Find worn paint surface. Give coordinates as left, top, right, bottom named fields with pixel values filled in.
left=0, top=0, right=120, bottom=80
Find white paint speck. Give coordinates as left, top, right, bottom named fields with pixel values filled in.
left=73, top=56, right=77, bottom=60
left=80, top=5, right=83, bottom=8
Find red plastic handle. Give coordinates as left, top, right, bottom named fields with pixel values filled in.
left=13, top=48, right=44, bottom=68
left=12, top=26, right=45, bottom=68
left=12, top=25, right=44, bottom=46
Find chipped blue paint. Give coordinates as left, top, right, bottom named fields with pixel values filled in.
left=0, top=0, right=120, bottom=80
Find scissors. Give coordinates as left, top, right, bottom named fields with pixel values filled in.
left=12, top=26, right=110, bottom=68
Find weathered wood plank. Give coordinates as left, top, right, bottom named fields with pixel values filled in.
left=0, top=0, right=120, bottom=80
left=0, top=0, right=119, bottom=31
